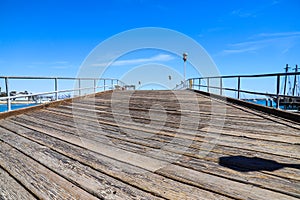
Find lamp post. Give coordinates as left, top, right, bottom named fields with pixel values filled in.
left=183, top=52, right=188, bottom=87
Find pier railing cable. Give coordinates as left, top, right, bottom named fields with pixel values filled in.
left=175, top=71, right=300, bottom=109
left=0, top=76, right=127, bottom=112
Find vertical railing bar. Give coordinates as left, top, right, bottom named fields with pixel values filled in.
left=220, top=77, right=223, bottom=95
left=237, top=76, right=241, bottom=100
left=193, top=78, right=195, bottom=89
left=207, top=78, right=210, bottom=93
left=5, top=77, right=11, bottom=111
left=199, top=78, right=201, bottom=91
left=276, top=74, right=280, bottom=109
left=54, top=78, right=58, bottom=100
left=94, top=79, right=97, bottom=93
left=78, top=78, right=81, bottom=96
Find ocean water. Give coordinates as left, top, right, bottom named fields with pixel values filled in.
left=246, top=99, right=275, bottom=107
left=245, top=99, right=290, bottom=110
left=0, top=103, right=37, bottom=112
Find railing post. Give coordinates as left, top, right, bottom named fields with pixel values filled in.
left=54, top=78, right=58, bottom=100
left=104, top=79, right=106, bottom=91
left=207, top=78, right=210, bottom=93
left=193, top=78, right=195, bottom=89
left=94, top=79, right=97, bottom=93
left=199, top=78, right=201, bottom=91
left=220, top=77, right=223, bottom=95
left=111, top=79, right=114, bottom=90
left=237, top=76, right=241, bottom=99
left=5, top=77, right=11, bottom=111
left=78, top=78, right=81, bottom=96
left=276, top=74, right=280, bottom=109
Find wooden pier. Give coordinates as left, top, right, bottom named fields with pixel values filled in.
left=0, top=90, right=299, bottom=200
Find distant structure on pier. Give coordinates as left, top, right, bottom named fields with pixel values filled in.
left=279, top=64, right=300, bottom=110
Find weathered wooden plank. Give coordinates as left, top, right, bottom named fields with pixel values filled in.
left=39, top=107, right=300, bottom=162
left=3, top=119, right=299, bottom=200
left=0, top=167, right=37, bottom=200
left=19, top=111, right=300, bottom=196
left=65, top=90, right=294, bottom=125
left=17, top=110, right=300, bottom=183
left=200, top=127, right=300, bottom=144
left=1, top=90, right=299, bottom=200
left=70, top=100, right=283, bottom=125
left=84, top=97, right=266, bottom=118
left=0, top=120, right=231, bottom=200
left=17, top=108, right=300, bottom=179
left=47, top=103, right=300, bottom=143
left=0, top=127, right=163, bottom=200
left=0, top=141, right=99, bottom=200
left=73, top=100, right=253, bottom=119
left=106, top=90, right=300, bottom=128
left=66, top=102, right=300, bottom=143
left=22, top=107, right=300, bottom=162
left=156, top=165, right=299, bottom=200
left=35, top=107, right=300, bottom=159
left=77, top=93, right=299, bottom=127
left=59, top=102, right=300, bottom=136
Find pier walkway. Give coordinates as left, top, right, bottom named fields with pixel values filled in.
left=0, top=90, right=299, bottom=200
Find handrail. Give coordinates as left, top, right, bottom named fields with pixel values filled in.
left=0, top=76, right=127, bottom=112
left=175, top=71, right=300, bottom=110
left=0, top=76, right=120, bottom=80
left=189, top=71, right=300, bottom=80
left=195, top=84, right=300, bottom=98
left=0, top=85, right=111, bottom=101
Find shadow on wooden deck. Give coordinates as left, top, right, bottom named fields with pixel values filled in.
left=219, top=156, right=300, bottom=172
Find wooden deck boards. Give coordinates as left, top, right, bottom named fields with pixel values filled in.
left=0, top=90, right=299, bottom=200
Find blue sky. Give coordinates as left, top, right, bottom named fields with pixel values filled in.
left=0, top=0, right=300, bottom=94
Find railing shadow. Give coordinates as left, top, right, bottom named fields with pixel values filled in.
left=219, top=156, right=300, bottom=172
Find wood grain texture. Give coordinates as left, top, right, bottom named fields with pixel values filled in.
left=0, top=90, right=299, bottom=200
left=0, top=167, right=36, bottom=200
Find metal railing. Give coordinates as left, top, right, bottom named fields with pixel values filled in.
left=175, top=71, right=300, bottom=109
left=0, top=76, right=127, bottom=112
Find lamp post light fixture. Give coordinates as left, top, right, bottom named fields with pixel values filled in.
left=183, top=52, right=188, bottom=87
